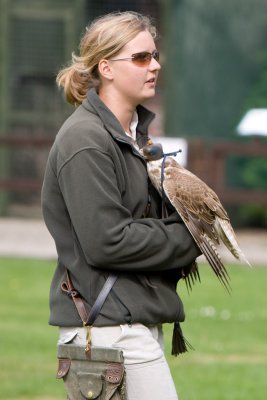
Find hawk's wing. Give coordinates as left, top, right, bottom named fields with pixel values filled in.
left=163, top=158, right=251, bottom=265
left=147, top=157, right=250, bottom=291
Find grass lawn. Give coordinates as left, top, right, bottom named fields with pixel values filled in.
left=0, top=258, right=266, bottom=399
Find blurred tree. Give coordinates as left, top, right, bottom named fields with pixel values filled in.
left=163, top=0, right=267, bottom=139
left=243, top=51, right=267, bottom=109
left=243, top=158, right=267, bottom=189
left=227, top=156, right=267, bottom=189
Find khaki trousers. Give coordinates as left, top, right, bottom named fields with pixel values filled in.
left=59, top=323, right=178, bottom=400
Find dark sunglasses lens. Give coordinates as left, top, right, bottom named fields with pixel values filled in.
left=132, top=51, right=160, bottom=66
left=132, top=52, right=151, bottom=66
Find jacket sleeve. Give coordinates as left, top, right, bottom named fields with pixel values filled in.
left=58, top=147, right=200, bottom=272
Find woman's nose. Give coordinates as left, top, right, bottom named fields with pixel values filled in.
left=149, top=57, right=161, bottom=71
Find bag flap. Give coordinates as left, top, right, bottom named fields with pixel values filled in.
left=77, top=371, right=103, bottom=399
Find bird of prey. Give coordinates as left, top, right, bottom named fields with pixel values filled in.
left=141, top=142, right=251, bottom=292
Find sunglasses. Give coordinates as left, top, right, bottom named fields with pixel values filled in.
left=110, top=50, right=160, bottom=67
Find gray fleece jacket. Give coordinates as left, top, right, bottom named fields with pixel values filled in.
left=41, top=88, right=200, bottom=327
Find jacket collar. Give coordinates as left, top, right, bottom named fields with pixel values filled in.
left=82, top=88, right=155, bottom=150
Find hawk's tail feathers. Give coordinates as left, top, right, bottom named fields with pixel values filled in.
left=201, top=234, right=231, bottom=293
left=183, top=261, right=201, bottom=292
left=216, top=217, right=252, bottom=268
left=186, top=219, right=231, bottom=292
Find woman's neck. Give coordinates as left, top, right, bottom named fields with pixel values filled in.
left=98, top=88, right=136, bottom=134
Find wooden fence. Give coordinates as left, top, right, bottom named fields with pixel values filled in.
left=187, top=137, right=267, bottom=205
left=0, top=135, right=267, bottom=215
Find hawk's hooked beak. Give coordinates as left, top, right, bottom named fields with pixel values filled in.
left=141, top=143, right=165, bottom=161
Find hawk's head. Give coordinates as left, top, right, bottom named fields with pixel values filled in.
left=141, top=143, right=164, bottom=161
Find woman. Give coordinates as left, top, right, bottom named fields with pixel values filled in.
left=42, top=11, right=200, bottom=400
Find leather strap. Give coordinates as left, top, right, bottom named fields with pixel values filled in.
left=61, top=269, right=117, bottom=326
left=61, top=270, right=89, bottom=324
left=87, top=274, right=117, bottom=326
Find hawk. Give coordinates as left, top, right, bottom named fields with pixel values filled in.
left=142, top=142, right=251, bottom=292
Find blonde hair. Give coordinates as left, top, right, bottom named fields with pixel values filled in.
left=56, top=11, right=157, bottom=105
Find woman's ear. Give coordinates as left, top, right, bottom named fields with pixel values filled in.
left=98, top=59, right=113, bottom=81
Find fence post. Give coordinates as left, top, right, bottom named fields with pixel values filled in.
left=0, top=0, right=10, bottom=215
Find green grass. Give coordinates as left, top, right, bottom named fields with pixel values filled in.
left=0, top=258, right=65, bottom=400
left=165, top=264, right=267, bottom=400
left=0, top=258, right=266, bottom=399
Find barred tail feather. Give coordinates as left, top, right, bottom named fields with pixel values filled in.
left=216, top=217, right=252, bottom=267
left=201, top=236, right=231, bottom=293
left=185, top=219, right=231, bottom=292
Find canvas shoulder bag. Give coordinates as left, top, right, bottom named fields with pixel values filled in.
left=56, top=269, right=126, bottom=400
